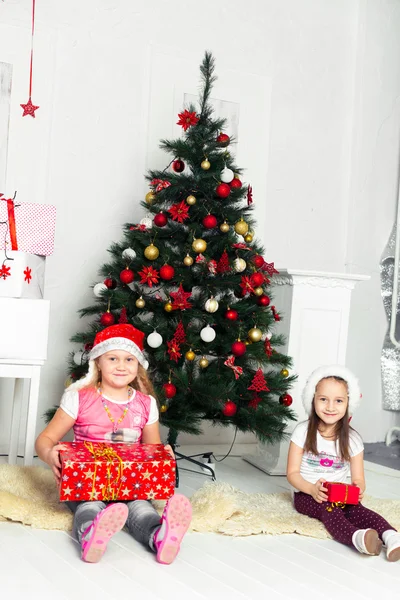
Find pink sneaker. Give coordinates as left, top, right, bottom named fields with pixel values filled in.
left=81, top=503, right=128, bottom=563
left=154, top=494, right=192, bottom=564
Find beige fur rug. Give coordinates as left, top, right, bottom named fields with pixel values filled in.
left=0, top=464, right=399, bottom=538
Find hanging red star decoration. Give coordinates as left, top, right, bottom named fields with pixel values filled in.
left=217, top=250, right=231, bottom=274
left=264, top=337, right=272, bottom=358
left=271, top=305, right=281, bottom=321
left=150, top=179, right=171, bottom=192
left=249, top=394, right=262, bottom=409
left=168, top=200, right=190, bottom=223
left=167, top=339, right=182, bottom=363
left=24, top=267, right=32, bottom=283
left=248, top=368, right=270, bottom=392
left=177, top=109, right=199, bottom=131
left=0, top=264, right=11, bottom=280
left=247, top=185, right=253, bottom=206
left=118, top=307, right=128, bottom=324
left=239, top=275, right=255, bottom=295
left=173, top=321, right=186, bottom=344
left=261, top=261, right=279, bottom=276
left=21, top=98, right=39, bottom=118
left=170, top=284, right=192, bottom=310
left=138, top=266, right=160, bottom=287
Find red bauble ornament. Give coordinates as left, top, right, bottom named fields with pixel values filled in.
left=216, top=132, right=230, bottom=147
left=230, top=177, right=242, bottom=189
left=120, top=268, right=135, bottom=284
left=154, top=212, right=168, bottom=227
left=159, top=264, right=175, bottom=281
left=251, top=272, right=265, bottom=287
left=172, top=159, right=185, bottom=173
left=100, top=312, right=115, bottom=326
left=253, top=255, right=265, bottom=268
left=279, top=394, right=293, bottom=407
left=104, top=277, right=117, bottom=289
left=163, top=382, right=177, bottom=398
left=232, top=340, right=246, bottom=357
left=257, top=294, right=271, bottom=307
left=225, top=308, right=239, bottom=321
left=222, top=400, right=237, bottom=417
left=216, top=183, right=231, bottom=198
left=202, top=214, right=218, bottom=229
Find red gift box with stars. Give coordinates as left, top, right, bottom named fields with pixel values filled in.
left=325, top=482, right=360, bottom=504
left=58, top=442, right=176, bottom=502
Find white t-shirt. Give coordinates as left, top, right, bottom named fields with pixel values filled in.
left=290, top=420, right=364, bottom=491
left=60, top=388, right=159, bottom=425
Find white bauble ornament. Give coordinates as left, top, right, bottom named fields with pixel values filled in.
left=147, top=331, right=163, bottom=348
left=200, top=325, right=216, bottom=343
left=205, top=297, right=219, bottom=313
left=220, top=167, right=234, bottom=183
left=122, top=247, right=137, bottom=261
left=266, top=331, right=272, bottom=340
left=93, top=282, right=108, bottom=297
left=233, top=258, right=246, bottom=272
left=73, top=351, right=84, bottom=365
left=140, top=217, right=153, bottom=229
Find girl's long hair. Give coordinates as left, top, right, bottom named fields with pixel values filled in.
left=304, top=376, right=352, bottom=461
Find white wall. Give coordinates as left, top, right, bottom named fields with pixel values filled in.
left=0, top=0, right=399, bottom=449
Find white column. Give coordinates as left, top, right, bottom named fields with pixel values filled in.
left=243, top=269, right=369, bottom=475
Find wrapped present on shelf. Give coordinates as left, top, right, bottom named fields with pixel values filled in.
left=0, top=251, right=45, bottom=299
left=0, top=197, right=56, bottom=256
left=325, top=482, right=360, bottom=505
left=59, top=441, right=176, bottom=502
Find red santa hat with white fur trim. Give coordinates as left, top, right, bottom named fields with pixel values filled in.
left=302, top=365, right=362, bottom=417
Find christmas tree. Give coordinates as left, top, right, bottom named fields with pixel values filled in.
left=57, top=52, right=296, bottom=447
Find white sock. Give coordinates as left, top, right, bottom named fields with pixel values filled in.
left=382, top=530, right=398, bottom=546
left=150, top=521, right=166, bottom=550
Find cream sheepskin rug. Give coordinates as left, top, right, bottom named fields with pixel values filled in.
left=0, top=464, right=399, bottom=538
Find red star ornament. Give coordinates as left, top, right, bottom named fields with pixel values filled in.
left=168, top=200, right=190, bottom=223
left=21, top=98, right=40, bottom=118
left=170, top=284, right=192, bottom=310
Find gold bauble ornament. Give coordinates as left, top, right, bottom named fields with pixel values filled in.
left=233, top=258, right=247, bottom=272
left=185, top=349, right=196, bottom=361
left=199, top=356, right=209, bottom=369
left=220, top=221, right=230, bottom=233
left=135, top=296, right=145, bottom=309
left=201, top=159, right=211, bottom=170
left=192, top=238, right=207, bottom=253
left=145, top=191, right=156, bottom=205
left=234, top=218, right=249, bottom=236
left=248, top=327, right=263, bottom=342
left=205, top=297, right=219, bottom=313
left=183, top=254, right=194, bottom=266
left=244, top=233, right=253, bottom=243
left=186, top=194, right=197, bottom=205
left=144, top=243, right=159, bottom=260
left=245, top=340, right=252, bottom=346
left=160, top=404, right=168, bottom=413
left=281, top=368, right=289, bottom=378
left=254, top=287, right=264, bottom=296
left=164, top=302, right=173, bottom=312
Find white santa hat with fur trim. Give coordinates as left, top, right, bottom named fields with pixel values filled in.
left=302, top=365, right=362, bottom=417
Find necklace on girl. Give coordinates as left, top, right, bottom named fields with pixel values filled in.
left=97, top=386, right=134, bottom=433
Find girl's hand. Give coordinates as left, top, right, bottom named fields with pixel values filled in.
left=353, top=482, right=364, bottom=501
left=312, top=478, right=328, bottom=503
left=164, top=444, right=175, bottom=459
left=44, top=443, right=64, bottom=484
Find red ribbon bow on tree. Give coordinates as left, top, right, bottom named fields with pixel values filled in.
left=224, top=355, right=244, bottom=380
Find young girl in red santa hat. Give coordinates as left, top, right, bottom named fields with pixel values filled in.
left=287, top=365, right=400, bottom=561
left=36, top=324, right=192, bottom=564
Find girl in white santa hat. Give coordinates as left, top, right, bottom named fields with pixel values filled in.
left=36, top=323, right=192, bottom=565
left=287, top=365, right=400, bottom=561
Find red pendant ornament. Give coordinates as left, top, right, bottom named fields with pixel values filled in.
left=257, top=294, right=270, bottom=307
left=253, top=255, right=265, bottom=268
left=217, top=250, right=231, bottom=274
left=163, top=382, right=177, bottom=398
left=159, top=264, right=175, bottom=281
left=120, top=268, right=135, bottom=284
left=232, top=340, right=246, bottom=357
left=104, top=277, right=117, bottom=289
left=154, top=212, right=168, bottom=227
left=249, top=394, right=262, bottom=409
left=172, top=159, right=185, bottom=173
left=222, top=400, right=237, bottom=417
left=118, top=307, right=128, bottom=324
left=21, top=1, right=40, bottom=118
left=247, top=185, right=253, bottom=205
left=248, top=369, right=270, bottom=392
left=279, top=394, right=293, bottom=407
left=173, top=321, right=186, bottom=344
left=202, top=214, right=218, bottom=229
left=216, top=132, right=230, bottom=147
left=251, top=272, right=265, bottom=287
left=230, top=177, right=242, bottom=189
left=216, top=183, right=231, bottom=198
left=100, top=311, right=115, bottom=326
left=225, top=308, right=238, bottom=321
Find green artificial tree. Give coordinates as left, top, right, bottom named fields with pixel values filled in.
left=50, top=52, right=296, bottom=448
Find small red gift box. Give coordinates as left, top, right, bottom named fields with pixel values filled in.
left=325, top=482, right=360, bottom=504
left=59, top=441, right=176, bottom=502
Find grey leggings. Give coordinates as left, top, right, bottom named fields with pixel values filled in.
left=67, top=500, right=161, bottom=550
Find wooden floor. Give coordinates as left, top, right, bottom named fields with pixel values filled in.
left=1, top=448, right=399, bottom=600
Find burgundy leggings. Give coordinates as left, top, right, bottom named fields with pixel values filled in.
left=294, top=492, right=395, bottom=547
